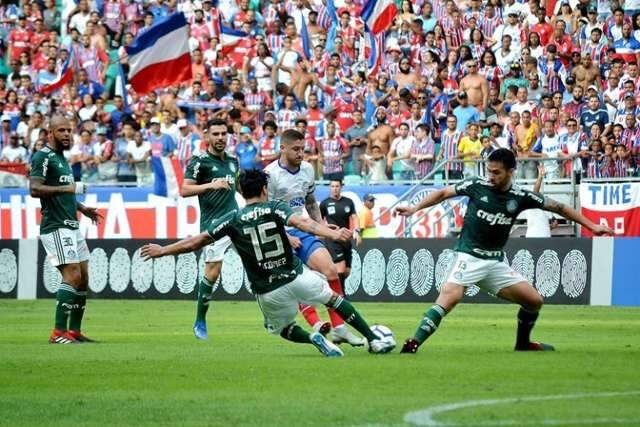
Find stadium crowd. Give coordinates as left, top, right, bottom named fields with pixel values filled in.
left=1, top=0, right=640, bottom=187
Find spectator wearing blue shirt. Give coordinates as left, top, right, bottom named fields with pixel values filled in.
left=236, top=127, right=260, bottom=170
left=453, top=92, right=480, bottom=132
left=612, top=23, right=640, bottom=64
left=77, top=69, right=104, bottom=100
left=580, top=95, right=610, bottom=136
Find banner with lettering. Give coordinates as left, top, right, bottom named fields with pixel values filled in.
left=0, top=185, right=465, bottom=240
left=580, top=182, right=640, bottom=236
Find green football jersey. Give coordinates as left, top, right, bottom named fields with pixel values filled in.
left=454, top=177, right=545, bottom=260
left=184, top=150, right=239, bottom=231
left=29, top=145, right=78, bottom=235
left=207, top=200, right=303, bottom=294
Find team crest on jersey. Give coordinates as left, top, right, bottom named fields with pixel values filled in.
left=506, top=200, right=518, bottom=213
left=345, top=206, right=351, bottom=213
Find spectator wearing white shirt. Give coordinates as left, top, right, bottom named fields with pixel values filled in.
left=388, top=122, right=416, bottom=180
left=127, top=131, right=152, bottom=186
left=560, top=118, right=588, bottom=181
left=0, top=134, right=27, bottom=163
left=531, top=120, right=566, bottom=179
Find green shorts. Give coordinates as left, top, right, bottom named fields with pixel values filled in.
left=446, top=251, right=526, bottom=295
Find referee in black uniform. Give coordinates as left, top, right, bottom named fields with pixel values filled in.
left=319, top=180, right=362, bottom=288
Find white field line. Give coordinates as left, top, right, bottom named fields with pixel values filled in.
left=402, top=390, right=640, bottom=427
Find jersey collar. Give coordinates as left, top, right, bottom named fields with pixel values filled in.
left=277, top=159, right=300, bottom=174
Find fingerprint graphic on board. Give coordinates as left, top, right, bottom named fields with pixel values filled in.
left=561, top=250, right=587, bottom=298
left=0, top=248, right=18, bottom=293
left=361, top=249, right=386, bottom=296
left=153, top=255, right=175, bottom=294
left=535, top=250, right=561, bottom=297
left=176, top=253, right=198, bottom=294
left=410, top=249, right=434, bottom=296
left=110, top=248, right=131, bottom=293
left=511, top=249, right=535, bottom=284
left=131, top=248, right=153, bottom=293
left=386, top=249, right=410, bottom=296
left=88, top=248, right=108, bottom=293
left=345, top=249, right=361, bottom=296
left=43, top=258, right=62, bottom=294
left=435, top=249, right=456, bottom=292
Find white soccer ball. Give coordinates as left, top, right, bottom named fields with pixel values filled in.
left=370, top=324, right=396, bottom=347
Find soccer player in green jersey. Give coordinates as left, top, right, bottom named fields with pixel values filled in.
left=181, top=119, right=239, bottom=340
left=395, top=148, right=614, bottom=353
left=141, top=169, right=395, bottom=356
left=29, top=115, right=103, bottom=344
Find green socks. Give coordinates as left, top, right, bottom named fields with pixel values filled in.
left=330, top=296, right=378, bottom=342
left=196, top=277, right=215, bottom=322
left=280, top=324, right=312, bottom=343
left=68, top=290, right=87, bottom=331
left=414, top=304, right=447, bottom=344
left=55, top=283, right=83, bottom=331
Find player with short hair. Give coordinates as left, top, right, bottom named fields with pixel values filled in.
left=319, top=180, right=362, bottom=312
left=30, top=115, right=103, bottom=344
left=181, top=118, right=239, bottom=340
left=140, top=169, right=394, bottom=356
left=265, top=129, right=366, bottom=346
left=395, top=148, right=613, bottom=353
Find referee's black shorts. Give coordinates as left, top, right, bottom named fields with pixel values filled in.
left=326, top=241, right=353, bottom=268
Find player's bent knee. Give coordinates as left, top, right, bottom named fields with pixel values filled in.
left=60, top=263, right=83, bottom=287
left=437, top=283, right=465, bottom=311
left=527, top=293, right=544, bottom=312
left=204, top=262, right=222, bottom=281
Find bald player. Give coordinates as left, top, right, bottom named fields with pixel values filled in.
left=30, top=115, right=103, bottom=344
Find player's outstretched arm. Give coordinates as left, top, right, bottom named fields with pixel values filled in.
left=288, top=215, right=351, bottom=242
left=141, top=232, right=214, bottom=260
left=543, top=197, right=614, bottom=236
left=29, top=177, right=84, bottom=198
left=394, top=185, right=458, bottom=217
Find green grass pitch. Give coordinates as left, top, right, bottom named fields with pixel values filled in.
left=1, top=300, right=639, bottom=427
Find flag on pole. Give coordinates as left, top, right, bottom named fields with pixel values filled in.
left=125, top=12, right=192, bottom=94
left=361, top=0, right=397, bottom=34
left=301, top=15, right=312, bottom=59
left=115, top=63, right=132, bottom=114
left=40, top=51, right=74, bottom=94
left=220, top=24, right=248, bottom=55
left=367, top=31, right=385, bottom=78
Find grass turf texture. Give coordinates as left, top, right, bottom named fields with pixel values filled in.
left=1, top=301, right=639, bottom=427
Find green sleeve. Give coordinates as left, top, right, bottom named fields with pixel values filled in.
left=29, top=152, right=46, bottom=179
left=520, top=190, right=546, bottom=211
left=184, top=156, right=201, bottom=181
left=273, top=200, right=295, bottom=226
left=454, top=177, right=478, bottom=197
left=207, top=211, right=236, bottom=240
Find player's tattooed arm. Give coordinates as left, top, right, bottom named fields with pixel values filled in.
left=29, top=177, right=76, bottom=197
left=543, top=197, right=614, bottom=236
left=141, top=232, right=214, bottom=260
left=304, top=192, right=323, bottom=222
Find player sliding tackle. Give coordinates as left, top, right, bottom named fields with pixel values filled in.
left=141, top=169, right=394, bottom=357
left=395, top=148, right=614, bottom=354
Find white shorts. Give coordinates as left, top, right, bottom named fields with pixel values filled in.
left=446, top=251, right=526, bottom=295
left=202, top=236, right=232, bottom=263
left=40, top=228, right=90, bottom=267
left=256, top=268, right=333, bottom=334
